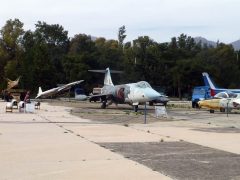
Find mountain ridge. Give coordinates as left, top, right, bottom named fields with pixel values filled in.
left=194, top=36, right=240, bottom=50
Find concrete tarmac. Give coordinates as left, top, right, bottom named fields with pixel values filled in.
left=0, top=101, right=170, bottom=180
left=1, top=101, right=240, bottom=179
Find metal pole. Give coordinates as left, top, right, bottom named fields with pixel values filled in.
left=227, top=99, right=230, bottom=117
left=227, top=101, right=228, bottom=117
left=69, top=89, right=71, bottom=102
left=144, top=103, right=147, bottom=124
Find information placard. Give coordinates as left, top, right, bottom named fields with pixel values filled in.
left=155, top=106, right=168, bottom=118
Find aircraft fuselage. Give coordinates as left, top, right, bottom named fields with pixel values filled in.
left=101, top=81, right=161, bottom=105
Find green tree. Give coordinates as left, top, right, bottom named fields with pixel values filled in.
left=118, top=25, right=126, bottom=48
left=0, top=18, right=24, bottom=89
left=63, top=34, right=97, bottom=82
left=21, top=21, right=69, bottom=91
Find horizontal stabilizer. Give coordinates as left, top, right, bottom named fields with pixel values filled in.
left=88, top=69, right=123, bottom=73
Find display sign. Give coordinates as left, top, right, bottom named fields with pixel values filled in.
left=155, top=106, right=168, bottom=118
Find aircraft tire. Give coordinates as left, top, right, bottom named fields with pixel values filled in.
left=192, top=102, right=196, bottom=108
left=101, top=102, right=107, bottom=109
left=220, top=108, right=225, bottom=112
left=192, top=102, right=199, bottom=108
left=227, top=108, right=232, bottom=113
left=149, top=102, right=154, bottom=106
left=134, top=105, right=138, bottom=112
left=210, top=109, right=215, bottom=113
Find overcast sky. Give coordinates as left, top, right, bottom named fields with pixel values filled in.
left=0, top=0, right=239, bottom=43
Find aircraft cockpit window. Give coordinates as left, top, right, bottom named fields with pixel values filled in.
left=136, top=81, right=152, bottom=88
left=214, top=91, right=238, bottom=98
left=228, top=92, right=238, bottom=98
left=214, top=92, right=229, bottom=98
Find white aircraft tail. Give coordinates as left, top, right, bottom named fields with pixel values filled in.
left=202, top=72, right=216, bottom=89
left=104, top=68, right=114, bottom=86
left=88, top=67, right=123, bottom=86
left=37, top=87, right=43, bottom=97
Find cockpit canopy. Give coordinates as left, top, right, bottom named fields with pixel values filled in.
left=135, top=81, right=152, bottom=88
left=214, top=91, right=238, bottom=99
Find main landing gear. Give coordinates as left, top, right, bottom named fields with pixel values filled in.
left=101, top=101, right=107, bottom=109
left=133, top=105, right=138, bottom=112
left=210, top=109, right=214, bottom=113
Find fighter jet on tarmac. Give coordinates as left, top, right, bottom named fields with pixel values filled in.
left=36, top=80, right=84, bottom=99
left=89, top=68, right=167, bottom=112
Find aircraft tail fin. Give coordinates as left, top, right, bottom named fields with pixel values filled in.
left=36, top=87, right=43, bottom=98
left=202, top=72, right=216, bottom=89
left=16, top=76, right=21, bottom=82
left=104, top=68, right=114, bottom=86
left=88, top=68, right=123, bottom=86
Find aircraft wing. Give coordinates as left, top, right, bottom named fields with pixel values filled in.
left=5, top=76, right=21, bottom=90
left=153, top=95, right=169, bottom=102
left=6, top=78, right=12, bottom=83
left=89, top=93, right=113, bottom=101
left=57, top=80, right=84, bottom=92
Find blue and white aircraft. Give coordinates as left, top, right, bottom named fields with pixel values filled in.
left=202, top=72, right=240, bottom=96
left=89, top=68, right=168, bottom=112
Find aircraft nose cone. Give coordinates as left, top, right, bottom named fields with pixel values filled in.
left=198, top=101, right=203, bottom=107
left=144, top=89, right=161, bottom=100
left=160, top=96, right=170, bottom=102
left=198, top=100, right=206, bottom=108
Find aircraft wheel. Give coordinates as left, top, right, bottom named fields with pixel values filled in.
left=227, top=108, right=232, bottom=113
left=220, top=108, right=225, bottom=112
left=134, top=105, right=138, bottom=112
left=192, top=102, right=196, bottom=108
left=101, top=102, right=107, bottom=109
left=149, top=102, right=154, bottom=106
left=210, top=109, right=215, bottom=113
left=192, top=102, right=199, bottom=108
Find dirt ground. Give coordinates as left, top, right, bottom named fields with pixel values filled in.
left=49, top=99, right=240, bottom=128
left=50, top=100, right=170, bottom=124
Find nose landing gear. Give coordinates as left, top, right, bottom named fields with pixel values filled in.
left=133, top=105, right=138, bottom=112
left=101, top=101, right=107, bottom=109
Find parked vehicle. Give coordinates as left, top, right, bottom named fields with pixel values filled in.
left=75, top=88, right=87, bottom=101
left=192, top=86, right=211, bottom=108
left=89, top=87, right=102, bottom=102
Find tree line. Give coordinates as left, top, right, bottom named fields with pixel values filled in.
left=1, top=18, right=240, bottom=99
